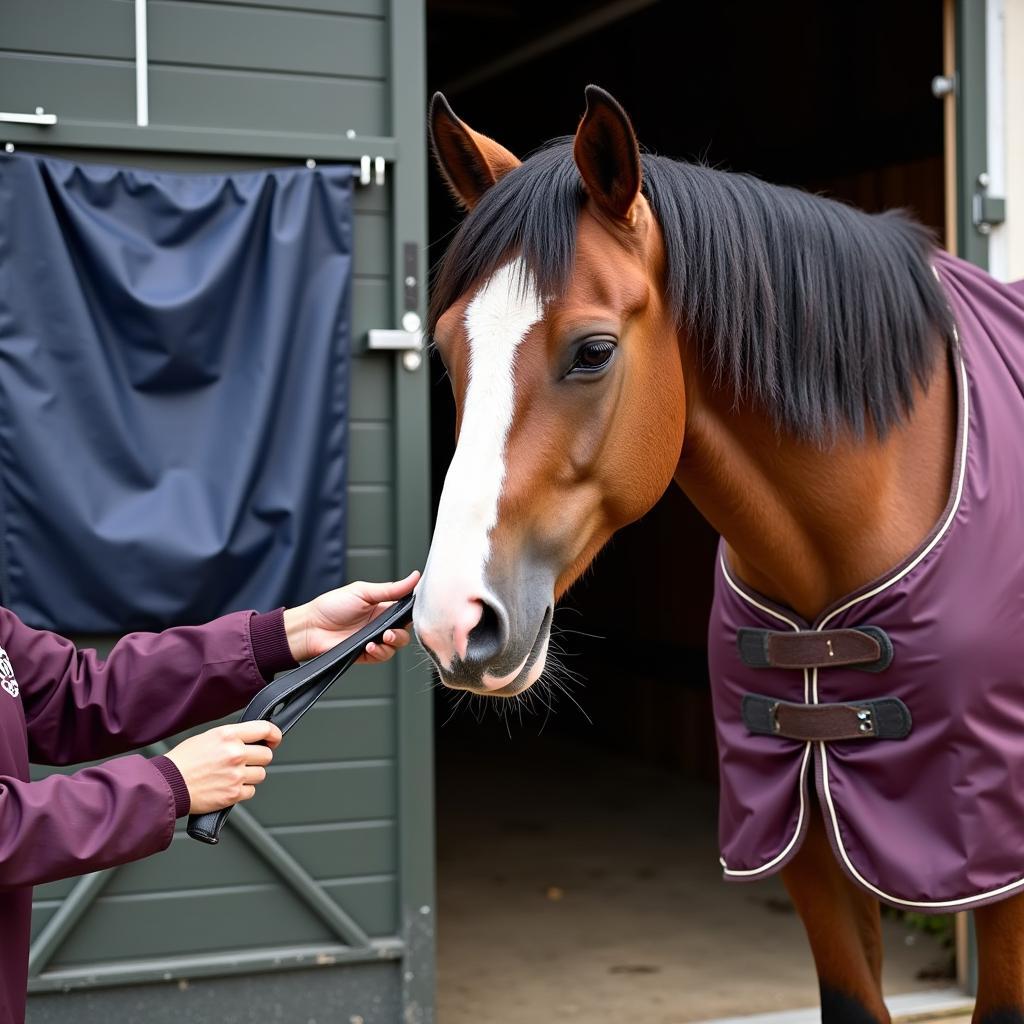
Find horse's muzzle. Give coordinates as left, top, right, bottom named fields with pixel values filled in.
left=416, top=600, right=552, bottom=696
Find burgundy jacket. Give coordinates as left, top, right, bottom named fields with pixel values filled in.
left=0, top=605, right=297, bottom=1024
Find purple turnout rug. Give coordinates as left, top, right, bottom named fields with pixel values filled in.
left=709, top=252, right=1024, bottom=911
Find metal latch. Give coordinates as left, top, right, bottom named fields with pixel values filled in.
left=366, top=329, right=423, bottom=371
left=973, top=194, right=1006, bottom=235
left=973, top=172, right=1006, bottom=236
left=0, top=107, right=57, bottom=126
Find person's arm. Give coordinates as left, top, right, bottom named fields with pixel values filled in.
left=7, top=605, right=293, bottom=766
left=282, top=571, right=420, bottom=663
left=0, top=757, right=181, bottom=890
left=17, top=568, right=419, bottom=766
left=0, top=721, right=279, bottom=890
left=0, top=572, right=416, bottom=890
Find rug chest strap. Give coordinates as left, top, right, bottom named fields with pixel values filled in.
left=736, top=626, right=893, bottom=672
left=741, top=694, right=911, bottom=742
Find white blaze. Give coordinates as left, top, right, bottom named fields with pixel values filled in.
left=417, top=260, right=542, bottom=666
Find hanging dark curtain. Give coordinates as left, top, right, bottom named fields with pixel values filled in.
left=0, top=151, right=353, bottom=632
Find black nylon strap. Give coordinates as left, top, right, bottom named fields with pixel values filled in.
left=187, top=593, right=415, bottom=845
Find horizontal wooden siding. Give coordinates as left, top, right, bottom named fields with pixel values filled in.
left=0, top=0, right=390, bottom=152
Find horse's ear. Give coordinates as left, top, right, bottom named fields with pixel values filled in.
left=429, top=92, right=520, bottom=210
left=573, top=85, right=641, bottom=223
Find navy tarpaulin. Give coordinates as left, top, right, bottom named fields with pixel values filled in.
left=0, top=151, right=353, bottom=632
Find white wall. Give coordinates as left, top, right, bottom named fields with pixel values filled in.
left=1002, top=0, right=1024, bottom=280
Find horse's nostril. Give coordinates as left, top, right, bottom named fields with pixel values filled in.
left=466, top=599, right=506, bottom=664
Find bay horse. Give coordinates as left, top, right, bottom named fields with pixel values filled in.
left=413, top=85, right=1024, bottom=1022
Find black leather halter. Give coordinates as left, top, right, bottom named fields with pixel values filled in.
left=187, top=593, right=415, bottom=845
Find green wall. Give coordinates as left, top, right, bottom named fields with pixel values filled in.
left=1, top=1, right=434, bottom=1020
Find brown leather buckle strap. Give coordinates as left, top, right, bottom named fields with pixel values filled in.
left=741, top=694, right=911, bottom=742
left=737, top=627, right=893, bottom=672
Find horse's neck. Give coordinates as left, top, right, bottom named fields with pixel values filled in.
left=674, top=347, right=957, bottom=622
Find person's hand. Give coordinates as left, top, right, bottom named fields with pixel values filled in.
left=283, top=571, right=419, bottom=664
left=165, top=720, right=282, bottom=814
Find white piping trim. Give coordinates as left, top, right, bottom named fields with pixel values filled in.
left=819, top=737, right=1024, bottom=909
left=814, top=352, right=989, bottom=907
left=806, top=350, right=1010, bottom=910
left=719, top=555, right=811, bottom=877
left=718, top=557, right=801, bottom=632
left=816, top=353, right=969, bottom=631
left=720, top=352, right=979, bottom=900
left=719, top=554, right=808, bottom=703
left=720, top=743, right=812, bottom=878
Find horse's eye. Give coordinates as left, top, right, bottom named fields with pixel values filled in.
left=569, top=338, right=616, bottom=376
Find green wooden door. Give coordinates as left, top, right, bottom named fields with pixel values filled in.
left=0, top=2, right=434, bottom=1021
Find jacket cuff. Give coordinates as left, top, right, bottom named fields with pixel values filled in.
left=151, top=755, right=191, bottom=819
left=249, top=608, right=299, bottom=679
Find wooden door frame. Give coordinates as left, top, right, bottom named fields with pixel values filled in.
left=389, top=1, right=436, bottom=1021
left=948, top=0, right=1007, bottom=274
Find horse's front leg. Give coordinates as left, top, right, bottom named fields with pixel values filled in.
left=780, top=800, right=890, bottom=1024
left=973, top=891, right=1024, bottom=1023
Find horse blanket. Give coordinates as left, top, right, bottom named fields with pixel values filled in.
left=709, top=252, right=1024, bottom=911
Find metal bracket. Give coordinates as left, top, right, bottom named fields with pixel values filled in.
left=973, top=171, right=1006, bottom=235
left=135, top=0, right=149, bottom=126
left=0, top=108, right=57, bottom=126
left=366, top=329, right=423, bottom=371
left=357, top=154, right=387, bottom=187
left=366, top=329, right=423, bottom=352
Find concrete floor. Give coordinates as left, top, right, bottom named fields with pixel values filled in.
left=435, top=732, right=953, bottom=1023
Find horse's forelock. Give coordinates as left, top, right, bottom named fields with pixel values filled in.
left=428, top=140, right=583, bottom=338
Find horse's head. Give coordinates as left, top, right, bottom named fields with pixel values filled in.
left=414, top=87, right=686, bottom=696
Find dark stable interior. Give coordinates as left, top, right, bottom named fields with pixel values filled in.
left=425, top=0, right=945, bottom=765
left=423, top=4, right=947, bottom=1009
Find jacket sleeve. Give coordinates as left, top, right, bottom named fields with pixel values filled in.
left=0, top=608, right=295, bottom=890
left=0, top=755, right=182, bottom=890
left=3, top=605, right=296, bottom=765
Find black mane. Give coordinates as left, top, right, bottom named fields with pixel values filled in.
left=429, top=140, right=955, bottom=441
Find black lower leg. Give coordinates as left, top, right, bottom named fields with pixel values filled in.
left=820, top=984, right=888, bottom=1024
left=975, top=1011, right=1024, bottom=1024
